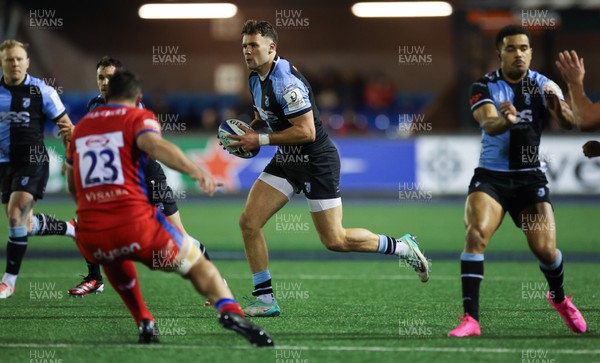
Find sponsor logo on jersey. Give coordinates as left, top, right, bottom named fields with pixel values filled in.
left=93, top=242, right=141, bottom=262
left=517, top=109, right=533, bottom=123
left=22, top=98, right=31, bottom=108
left=264, top=96, right=270, bottom=107
left=0, top=111, right=30, bottom=125
left=85, top=135, right=110, bottom=147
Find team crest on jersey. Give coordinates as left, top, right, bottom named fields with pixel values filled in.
left=304, top=182, right=311, bottom=193
left=20, top=176, right=29, bottom=186
left=22, top=98, right=31, bottom=108
left=537, top=188, right=545, bottom=197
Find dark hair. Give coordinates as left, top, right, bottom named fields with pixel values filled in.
left=96, top=56, right=122, bottom=71
left=495, top=25, right=530, bottom=50
left=106, top=70, right=141, bottom=102
left=241, top=19, right=278, bottom=45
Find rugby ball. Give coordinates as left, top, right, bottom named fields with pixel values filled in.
left=217, top=119, right=260, bottom=159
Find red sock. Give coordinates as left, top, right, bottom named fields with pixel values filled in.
left=103, top=260, right=153, bottom=324
left=217, top=300, right=244, bottom=316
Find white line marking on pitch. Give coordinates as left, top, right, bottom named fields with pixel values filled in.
left=1, top=343, right=599, bottom=355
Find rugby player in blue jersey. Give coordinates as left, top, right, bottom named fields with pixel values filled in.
left=228, top=20, right=430, bottom=317
left=0, top=40, right=74, bottom=299
left=448, top=25, right=586, bottom=337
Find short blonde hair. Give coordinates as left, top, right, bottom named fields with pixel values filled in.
left=0, top=40, right=29, bottom=55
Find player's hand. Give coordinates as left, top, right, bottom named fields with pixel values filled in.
left=556, top=50, right=585, bottom=86
left=193, top=170, right=224, bottom=196
left=57, top=122, right=74, bottom=143
left=227, top=125, right=259, bottom=152
left=582, top=141, right=600, bottom=158
left=500, top=101, right=517, bottom=125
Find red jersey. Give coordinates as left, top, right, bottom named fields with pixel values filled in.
left=66, top=105, right=162, bottom=231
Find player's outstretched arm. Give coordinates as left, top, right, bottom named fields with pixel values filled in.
left=556, top=50, right=600, bottom=131
left=473, top=103, right=517, bottom=136
left=136, top=132, right=221, bottom=196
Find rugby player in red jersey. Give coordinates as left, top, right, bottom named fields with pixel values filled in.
left=66, top=69, right=273, bottom=346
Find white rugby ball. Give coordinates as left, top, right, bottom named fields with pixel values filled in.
left=217, top=119, right=260, bottom=159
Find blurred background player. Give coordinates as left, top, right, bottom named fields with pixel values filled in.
left=555, top=50, right=600, bottom=158
left=71, top=56, right=201, bottom=296
left=448, top=25, right=586, bottom=337
left=228, top=20, right=430, bottom=317
left=0, top=40, right=73, bottom=299
left=66, top=69, right=273, bottom=346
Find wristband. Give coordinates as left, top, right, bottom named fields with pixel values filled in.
left=258, top=133, right=270, bottom=146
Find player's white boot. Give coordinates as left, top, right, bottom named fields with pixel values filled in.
left=398, top=234, right=431, bottom=282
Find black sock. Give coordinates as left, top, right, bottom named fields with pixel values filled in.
left=540, top=253, right=565, bottom=304
left=461, top=257, right=484, bottom=321
left=33, top=213, right=67, bottom=236
left=252, top=279, right=273, bottom=297
left=86, top=261, right=103, bottom=281
left=6, top=237, right=28, bottom=275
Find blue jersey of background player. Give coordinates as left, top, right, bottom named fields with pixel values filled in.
left=0, top=40, right=74, bottom=299
left=228, top=20, right=430, bottom=318
left=471, top=68, right=567, bottom=171
left=448, top=25, right=586, bottom=338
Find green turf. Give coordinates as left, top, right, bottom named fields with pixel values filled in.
left=10, top=199, right=600, bottom=252
left=0, top=260, right=598, bottom=363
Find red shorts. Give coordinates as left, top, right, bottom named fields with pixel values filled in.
left=76, top=209, right=185, bottom=270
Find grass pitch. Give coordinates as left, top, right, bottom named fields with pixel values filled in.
left=0, top=199, right=598, bottom=362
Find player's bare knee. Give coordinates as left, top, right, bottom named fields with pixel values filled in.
left=532, top=245, right=557, bottom=264
left=465, top=225, right=488, bottom=252
left=239, top=211, right=261, bottom=234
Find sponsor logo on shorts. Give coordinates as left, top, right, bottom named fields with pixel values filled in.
left=93, top=242, right=141, bottom=262
left=21, top=176, right=29, bottom=186
left=22, top=98, right=31, bottom=108
left=537, top=187, right=545, bottom=197
left=304, top=182, right=311, bottom=193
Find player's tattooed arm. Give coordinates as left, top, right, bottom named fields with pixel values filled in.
left=544, top=87, right=574, bottom=130
left=473, top=102, right=516, bottom=136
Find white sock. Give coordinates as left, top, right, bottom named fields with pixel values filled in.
left=2, top=273, right=17, bottom=288
left=66, top=221, right=76, bottom=239
left=257, top=293, right=274, bottom=303
left=395, top=240, right=410, bottom=257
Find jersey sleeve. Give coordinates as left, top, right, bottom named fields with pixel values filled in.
left=469, top=81, right=493, bottom=111
left=133, top=110, right=162, bottom=140
left=40, top=82, right=67, bottom=121
left=273, top=72, right=312, bottom=118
